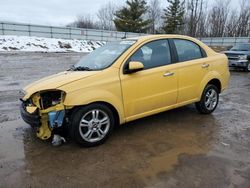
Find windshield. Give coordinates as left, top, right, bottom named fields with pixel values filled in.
left=231, top=44, right=250, bottom=51
left=73, top=40, right=136, bottom=71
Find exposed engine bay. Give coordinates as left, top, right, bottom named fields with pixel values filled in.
left=20, top=90, right=71, bottom=143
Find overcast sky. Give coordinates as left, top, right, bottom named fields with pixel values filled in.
left=0, top=0, right=240, bottom=26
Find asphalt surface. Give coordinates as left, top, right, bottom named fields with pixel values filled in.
left=0, top=52, right=249, bottom=188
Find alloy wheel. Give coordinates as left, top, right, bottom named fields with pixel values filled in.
left=205, top=88, right=218, bottom=111
left=79, top=109, right=110, bottom=143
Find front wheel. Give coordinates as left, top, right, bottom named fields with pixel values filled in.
left=195, top=84, right=219, bottom=114
left=70, top=104, right=115, bottom=147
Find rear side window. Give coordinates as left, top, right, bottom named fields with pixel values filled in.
left=174, top=39, right=203, bottom=62
left=130, top=40, right=171, bottom=69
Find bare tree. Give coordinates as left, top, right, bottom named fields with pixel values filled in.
left=65, top=0, right=249, bottom=37
left=148, top=0, right=161, bottom=34
left=72, top=15, right=99, bottom=29
left=195, top=2, right=209, bottom=37
left=236, top=0, right=250, bottom=37
left=185, top=0, right=205, bottom=37
left=208, top=0, right=231, bottom=37
left=97, top=2, right=117, bottom=30
left=226, top=9, right=239, bottom=37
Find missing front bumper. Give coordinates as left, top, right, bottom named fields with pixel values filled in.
left=20, top=103, right=52, bottom=140
left=20, top=102, right=66, bottom=140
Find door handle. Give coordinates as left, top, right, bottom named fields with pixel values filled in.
left=163, top=72, right=174, bottom=77
left=202, top=63, right=210, bottom=68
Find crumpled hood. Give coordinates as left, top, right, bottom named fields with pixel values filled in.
left=23, top=71, right=99, bottom=99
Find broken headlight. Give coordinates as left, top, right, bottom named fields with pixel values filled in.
left=40, top=90, right=65, bottom=109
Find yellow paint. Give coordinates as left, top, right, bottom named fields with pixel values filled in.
left=29, top=93, right=67, bottom=140
left=21, top=35, right=230, bottom=140
left=26, top=106, right=37, bottom=114
left=36, top=114, right=51, bottom=140
left=31, top=92, right=41, bottom=108
left=128, top=61, right=144, bottom=71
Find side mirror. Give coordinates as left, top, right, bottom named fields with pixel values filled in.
left=126, top=61, right=144, bottom=73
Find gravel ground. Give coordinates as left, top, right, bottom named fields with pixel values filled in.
left=0, top=52, right=249, bottom=188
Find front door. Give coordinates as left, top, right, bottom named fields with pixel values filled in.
left=119, top=39, right=178, bottom=121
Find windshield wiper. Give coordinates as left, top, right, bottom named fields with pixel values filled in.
left=70, top=65, right=93, bottom=71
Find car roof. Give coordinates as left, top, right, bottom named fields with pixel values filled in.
left=126, top=34, right=198, bottom=42
left=124, top=34, right=217, bottom=56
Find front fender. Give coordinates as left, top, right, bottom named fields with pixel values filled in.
left=63, top=89, right=125, bottom=124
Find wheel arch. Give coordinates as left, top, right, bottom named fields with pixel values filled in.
left=92, top=101, right=120, bottom=127
left=207, top=78, right=222, bottom=93
left=199, top=72, right=223, bottom=100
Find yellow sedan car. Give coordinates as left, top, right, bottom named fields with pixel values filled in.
left=20, top=35, right=230, bottom=147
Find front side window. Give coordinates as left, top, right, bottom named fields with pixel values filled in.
left=129, top=40, right=172, bottom=69
left=174, top=39, right=203, bottom=62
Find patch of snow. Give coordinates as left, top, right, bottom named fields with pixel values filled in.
left=0, top=35, right=106, bottom=52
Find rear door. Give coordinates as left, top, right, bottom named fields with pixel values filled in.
left=171, top=39, right=209, bottom=104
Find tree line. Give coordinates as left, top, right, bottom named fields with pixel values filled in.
left=68, top=0, right=250, bottom=37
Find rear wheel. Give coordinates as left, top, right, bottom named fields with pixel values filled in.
left=70, top=103, right=115, bottom=147
left=195, top=84, right=219, bottom=114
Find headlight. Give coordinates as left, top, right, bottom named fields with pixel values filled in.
left=239, top=55, right=247, bottom=60
left=19, top=90, right=27, bottom=100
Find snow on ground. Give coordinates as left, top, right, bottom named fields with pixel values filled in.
left=0, top=35, right=106, bottom=52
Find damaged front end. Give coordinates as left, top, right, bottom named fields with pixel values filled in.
left=20, top=90, right=70, bottom=140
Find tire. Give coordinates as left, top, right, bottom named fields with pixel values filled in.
left=246, top=63, right=250, bottom=72
left=195, top=84, right=219, bottom=114
left=70, top=103, right=115, bottom=147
